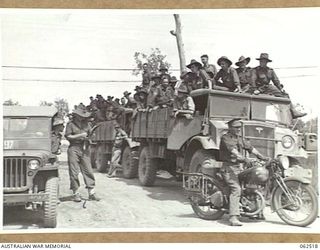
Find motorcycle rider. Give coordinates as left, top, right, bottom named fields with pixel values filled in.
left=219, top=118, right=268, bottom=226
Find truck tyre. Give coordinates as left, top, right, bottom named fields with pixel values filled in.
left=189, top=149, right=215, bottom=173
left=43, top=177, right=59, bottom=228
left=138, top=146, right=158, bottom=186
left=122, top=146, right=139, bottom=179
left=95, top=145, right=107, bottom=173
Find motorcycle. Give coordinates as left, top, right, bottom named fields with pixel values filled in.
left=182, top=158, right=318, bottom=227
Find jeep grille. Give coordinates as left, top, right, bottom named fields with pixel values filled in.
left=243, top=125, right=275, bottom=158
left=3, top=157, right=28, bottom=191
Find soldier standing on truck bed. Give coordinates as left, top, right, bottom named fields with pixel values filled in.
left=219, top=118, right=268, bottom=226
left=201, top=54, right=217, bottom=80
left=251, top=53, right=306, bottom=119
left=214, top=56, right=241, bottom=92
left=235, top=56, right=252, bottom=93
left=107, top=122, right=128, bottom=178
left=142, top=63, right=152, bottom=88
left=173, top=85, right=195, bottom=119
left=65, top=107, right=101, bottom=202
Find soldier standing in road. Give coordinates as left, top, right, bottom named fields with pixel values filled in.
left=107, top=122, right=128, bottom=178
left=173, top=85, right=195, bottom=119
left=214, top=56, right=241, bottom=92
left=235, top=56, right=252, bottom=93
left=219, top=118, right=268, bottom=226
left=201, top=54, right=217, bottom=80
left=65, top=107, right=100, bottom=202
left=251, top=53, right=306, bottom=118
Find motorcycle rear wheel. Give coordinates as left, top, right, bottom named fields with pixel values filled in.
left=273, top=180, right=318, bottom=227
left=190, top=177, right=226, bottom=220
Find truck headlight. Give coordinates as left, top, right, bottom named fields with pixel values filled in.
left=28, top=159, right=40, bottom=170
left=278, top=155, right=290, bottom=169
left=282, top=135, right=294, bottom=149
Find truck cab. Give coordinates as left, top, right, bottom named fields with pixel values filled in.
left=3, top=106, right=60, bottom=228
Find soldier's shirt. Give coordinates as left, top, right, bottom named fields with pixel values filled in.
left=251, top=66, right=281, bottom=88
left=65, top=121, right=91, bottom=146
left=236, top=67, right=252, bottom=87
left=219, top=131, right=253, bottom=163
left=175, top=96, right=195, bottom=112
left=187, top=71, right=210, bottom=91
left=215, top=67, right=240, bottom=91
left=203, top=64, right=217, bottom=79
left=114, top=129, right=128, bottom=149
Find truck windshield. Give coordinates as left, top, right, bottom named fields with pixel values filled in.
left=3, top=118, right=50, bottom=138
left=209, top=96, right=250, bottom=118
left=251, top=101, right=292, bottom=125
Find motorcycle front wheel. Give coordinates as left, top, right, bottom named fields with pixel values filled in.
left=272, top=180, right=318, bottom=227
left=190, top=177, right=226, bottom=220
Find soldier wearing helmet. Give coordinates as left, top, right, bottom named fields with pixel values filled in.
left=219, top=118, right=268, bottom=226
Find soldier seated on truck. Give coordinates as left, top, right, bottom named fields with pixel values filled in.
left=173, top=85, right=195, bottom=119
left=186, top=59, right=212, bottom=92
left=214, top=56, right=241, bottom=92
left=251, top=53, right=306, bottom=119
left=134, top=88, right=148, bottom=110
left=51, top=117, right=65, bottom=155
left=154, top=78, right=175, bottom=108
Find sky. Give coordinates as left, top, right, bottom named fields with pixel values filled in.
left=1, top=8, right=320, bottom=118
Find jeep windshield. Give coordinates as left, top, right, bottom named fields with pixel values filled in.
left=251, top=100, right=292, bottom=126
left=3, top=118, right=50, bottom=138
left=209, top=95, right=250, bottom=119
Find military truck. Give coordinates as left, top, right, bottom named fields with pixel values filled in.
left=3, top=106, right=60, bottom=228
left=131, top=89, right=310, bottom=186
left=90, top=109, right=140, bottom=178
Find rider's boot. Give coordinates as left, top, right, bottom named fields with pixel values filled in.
left=229, top=216, right=243, bottom=226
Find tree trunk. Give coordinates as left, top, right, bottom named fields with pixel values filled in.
left=171, top=14, right=186, bottom=74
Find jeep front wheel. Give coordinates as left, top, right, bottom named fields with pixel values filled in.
left=43, top=177, right=59, bottom=228
left=138, top=146, right=158, bottom=186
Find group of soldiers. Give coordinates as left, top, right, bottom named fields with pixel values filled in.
left=57, top=52, right=306, bottom=225
left=79, top=52, right=305, bottom=124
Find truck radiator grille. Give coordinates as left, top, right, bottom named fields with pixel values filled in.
left=243, top=125, right=275, bottom=158
left=3, top=158, right=28, bottom=188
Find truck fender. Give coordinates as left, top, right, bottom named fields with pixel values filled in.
left=124, top=138, right=140, bottom=149
left=189, top=136, right=219, bottom=150
left=270, top=178, right=311, bottom=212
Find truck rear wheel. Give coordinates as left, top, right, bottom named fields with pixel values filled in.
left=138, top=146, right=158, bottom=186
left=43, top=177, right=59, bottom=228
left=95, top=145, right=107, bottom=173
left=122, top=146, right=139, bottom=179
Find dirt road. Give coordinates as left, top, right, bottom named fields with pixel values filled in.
left=3, top=152, right=320, bottom=233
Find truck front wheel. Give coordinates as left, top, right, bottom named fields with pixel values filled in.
left=138, top=146, right=158, bottom=186
left=122, top=146, right=139, bottom=179
left=189, top=149, right=215, bottom=173
left=43, top=177, right=59, bottom=228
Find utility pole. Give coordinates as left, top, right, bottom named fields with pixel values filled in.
left=170, top=14, right=186, bottom=74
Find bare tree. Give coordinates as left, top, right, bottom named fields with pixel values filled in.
left=170, top=14, right=186, bottom=73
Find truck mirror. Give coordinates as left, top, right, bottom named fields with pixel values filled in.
left=304, top=133, right=318, bottom=151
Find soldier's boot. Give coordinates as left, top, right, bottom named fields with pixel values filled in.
left=73, top=192, right=82, bottom=202
left=229, top=216, right=243, bottom=226
left=290, top=105, right=307, bottom=119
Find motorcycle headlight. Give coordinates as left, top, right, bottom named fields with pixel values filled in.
left=28, top=159, right=40, bottom=170
left=278, top=155, right=290, bottom=170
left=282, top=135, right=294, bottom=149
